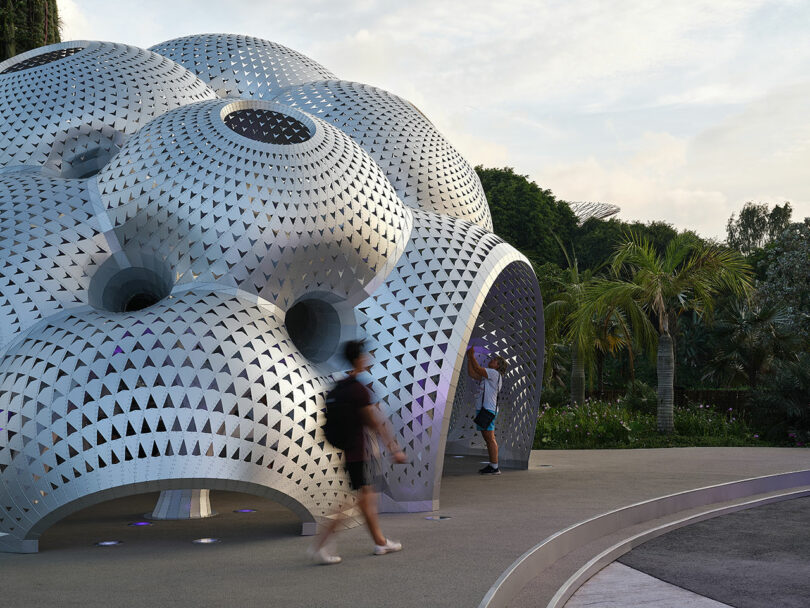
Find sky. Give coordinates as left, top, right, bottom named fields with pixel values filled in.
left=59, top=0, right=810, bottom=240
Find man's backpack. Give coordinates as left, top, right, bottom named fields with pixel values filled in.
left=323, top=377, right=360, bottom=450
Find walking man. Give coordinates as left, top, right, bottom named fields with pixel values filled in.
left=466, top=346, right=507, bottom=475
left=309, top=340, right=407, bottom=564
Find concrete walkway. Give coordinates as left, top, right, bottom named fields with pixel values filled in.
left=0, top=448, right=808, bottom=608
left=616, top=495, right=810, bottom=608
left=566, top=563, right=735, bottom=607
left=564, top=495, right=810, bottom=608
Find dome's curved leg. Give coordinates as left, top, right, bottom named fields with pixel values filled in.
left=355, top=210, right=544, bottom=513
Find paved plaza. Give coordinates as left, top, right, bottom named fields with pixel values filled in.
left=1, top=448, right=808, bottom=608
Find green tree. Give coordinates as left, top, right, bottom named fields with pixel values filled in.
left=572, top=218, right=626, bottom=271
left=592, top=233, right=752, bottom=432
left=574, top=217, right=678, bottom=271
left=590, top=305, right=642, bottom=392
left=760, top=218, right=810, bottom=345
left=533, top=261, right=568, bottom=388
left=726, top=201, right=792, bottom=256
left=767, top=203, right=793, bottom=242
left=704, top=298, right=798, bottom=390
left=1, top=1, right=60, bottom=62
left=476, top=166, right=578, bottom=266
left=751, top=352, right=810, bottom=440
left=572, top=274, right=658, bottom=393
left=544, top=246, right=595, bottom=405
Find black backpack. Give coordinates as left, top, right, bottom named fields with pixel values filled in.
left=323, top=377, right=360, bottom=450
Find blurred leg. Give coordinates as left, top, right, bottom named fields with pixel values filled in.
left=481, top=429, right=498, bottom=464
left=357, top=485, right=386, bottom=546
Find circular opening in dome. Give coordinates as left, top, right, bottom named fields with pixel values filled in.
left=60, top=144, right=120, bottom=179
left=89, top=255, right=173, bottom=313
left=285, top=297, right=342, bottom=363
left=105, top=267, right=170, bottom=312
left=224, top=109, right=312, bottom=144
left=1, top=47, right=84, bottom=74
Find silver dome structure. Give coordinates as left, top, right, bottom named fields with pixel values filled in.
left=149, top=34, right=336, bottom=99
left=0, top=41, right=216, bottom=175
left=0, top=35, right=543, bottom=553
left=568, top=201, right=621, bottom=223
left=272, top=80, right=492, bottom=229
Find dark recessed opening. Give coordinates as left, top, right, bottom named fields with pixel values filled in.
left=60, top=145, right=120, bottom=179
left=285, top=298, right=342, bottom=363
left=224, top=109, right=312, bottom=144
left=89, top=256, right=173, bottom=313
left=101, top=267, right=170, bottom=313
left=124, top=290, right=161, bottom=312
left=2, top=47, right=84, bottom=74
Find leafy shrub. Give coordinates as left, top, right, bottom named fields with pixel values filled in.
left=674, top=403, right=750, bottom=438
left=623, top=380, right=657, bottom=415
left=749, top=352, right=810, bottom=443
left=535, top=398, right=656, bottom=449
left=535, top=396, right=762, bottom=449
left=540, top=384, right=569, bottom=408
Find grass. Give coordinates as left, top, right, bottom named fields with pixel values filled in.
left=534, top=397, right=769, bottom=449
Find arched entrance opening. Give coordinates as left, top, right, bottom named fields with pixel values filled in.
left=445, top=260, right=544, bottom=469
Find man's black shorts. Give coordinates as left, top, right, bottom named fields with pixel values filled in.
left=345, top=460, right=368, bottom=490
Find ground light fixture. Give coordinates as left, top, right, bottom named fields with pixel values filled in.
left=192, top=538, right=220, bottom=544
left=233, top=509, right=257, bottom=513
left=95, top=540, right=123, bottom=546
left=128, top=521, right=153, bottom=526
left=425, top=516, right=451, bottom=521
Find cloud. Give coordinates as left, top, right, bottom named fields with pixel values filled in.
left=542, top=81, right=810, bottom=239
left=58, top=0, right=93, bottom=41
left=55, top=0, right=810, bottom=238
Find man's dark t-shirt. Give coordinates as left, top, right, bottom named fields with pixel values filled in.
left=341, top=378, right=373, bottom=463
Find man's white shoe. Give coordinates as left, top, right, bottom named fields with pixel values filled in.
left=374, top=538, right=403, bottom=555
left=307, top=544, right=342, bottom=565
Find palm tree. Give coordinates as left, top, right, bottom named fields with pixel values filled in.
left=544, top=245, right=594, bottom=405
left=704, top=298, right=799, bottom=389
left=591, top=304, right=643, bottom=392
left=591, top=233, right=752, bottom=432
left=571, top=279, right=657, bottom=394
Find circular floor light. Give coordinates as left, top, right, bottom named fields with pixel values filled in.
left=233, top=509, right=257, bottom=513
left=128, top=521, right=153, bottom=527
left=425, top=516, right=451, bottom=521
left=95, top=540, right=123, bottom=546
left=192, top=537, right=220, bottom=544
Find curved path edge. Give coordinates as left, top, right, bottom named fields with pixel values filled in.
left=549, top=488, right=810, bottom=608
left=478, top=469, right=810, bottom=608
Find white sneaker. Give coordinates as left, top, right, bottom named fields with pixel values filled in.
left=374, top=538, right=402, bottom=555
left=307, top=544, right=342, bottom=565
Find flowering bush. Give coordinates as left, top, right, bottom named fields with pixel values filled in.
left=535, top=396, right=762, bottom=449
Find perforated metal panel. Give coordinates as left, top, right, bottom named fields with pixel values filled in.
left=95, top=98, right=412, bottom=310
left=272, top=81, right=492, bottom=230
left=568, top=201, right=621, bottom=223
left=149, top=34, right=336, bottom=99
left=0, top=36, right=543, bottom=553
left=0, top=41, right=216, bottom=173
